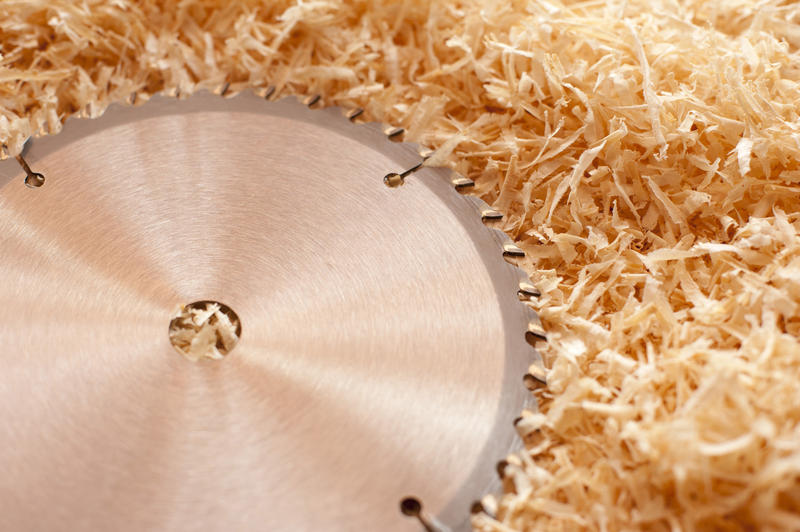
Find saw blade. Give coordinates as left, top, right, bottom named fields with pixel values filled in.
left=0, top=91, right=541, bottom=531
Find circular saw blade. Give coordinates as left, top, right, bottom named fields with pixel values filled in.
left=0, top=92, right=539, bottom=531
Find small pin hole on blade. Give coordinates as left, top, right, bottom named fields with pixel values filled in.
left=384, top=173, right=404, bottom=188
left=400, top=497, right=421, bottom=516
left=399, top=497, right=443, bottom=532
left=16, top=154, right=44, bottom=188
left=25, top=172, right=45, bottom=188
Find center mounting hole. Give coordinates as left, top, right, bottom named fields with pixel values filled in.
left=168, top=300, right=242, bottom=361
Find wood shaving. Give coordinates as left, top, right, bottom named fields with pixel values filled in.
left=168, top=302, right=240, bottom=362
left=2, top=0, right=800, bottom=529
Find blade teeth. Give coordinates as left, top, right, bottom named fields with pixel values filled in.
left=502, top=242, right=525, bottom=259
left=216, top=82, right=245, bottom=99
left=523, top=371, right=546, bottom=391
left=513, top=410, right=545, bottom=441
left=355, top=97, right=551, bottom=423
left=480, top=208, right=503, bottom=225
left=164, top=86, right=180, bottom=99
left=452, top=176, right=475, bottom=192
left=304, top=94, right=323, bottom=108
left=526, top=321, right=547, bottom=344
left=125, top=91, right=151, bottom=107
left=347, top=107, right=365, bottom=121
left=518, top=281, right=541, bottom=300
left=528, top=364, right=547, bottom=384
left=258, top=85, right=277, bottom=100
left=217, top=82, right=231, bottom=97
left=455, top=193, right=547, bottom=402
left=384, top=126, right=405, bottom=141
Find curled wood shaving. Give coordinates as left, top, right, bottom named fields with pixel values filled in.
left=2, top=0, right=800, bottom=529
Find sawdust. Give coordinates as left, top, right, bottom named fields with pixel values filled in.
left=2, top=0, right=800, bottom=529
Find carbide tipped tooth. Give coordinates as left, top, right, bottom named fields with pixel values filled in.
left=528, top=364, right=547, bottom=384
left=384, top=127, right=405, bottom=141
left=480, top=208, right=503, bottom=225
left=263, top=86, right=276, bottom=100
left=452, top=177, right=475, bottom=192
left=525, top=321, right=547, bottom=343
left=502, top=242, right=525, bottom=259
left=218, top=82, right=231, bottom=97
left=304, top=94, right=322, bottom=108
left=523, top=371, right=546, bottom=391
left=517, top=281, right=541, bottom=299
left=347, top=108, right=365, bottom=121
left=513, top=412, right=544, bottom=439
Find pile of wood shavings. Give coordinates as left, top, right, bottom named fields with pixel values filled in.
left=2, top=0, right=800, bottom=529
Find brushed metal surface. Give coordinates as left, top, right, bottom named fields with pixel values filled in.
left=0, top=92, right=536, bottom=531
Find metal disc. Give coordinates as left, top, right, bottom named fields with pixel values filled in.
left=0, top=92, right=536, bottom=531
